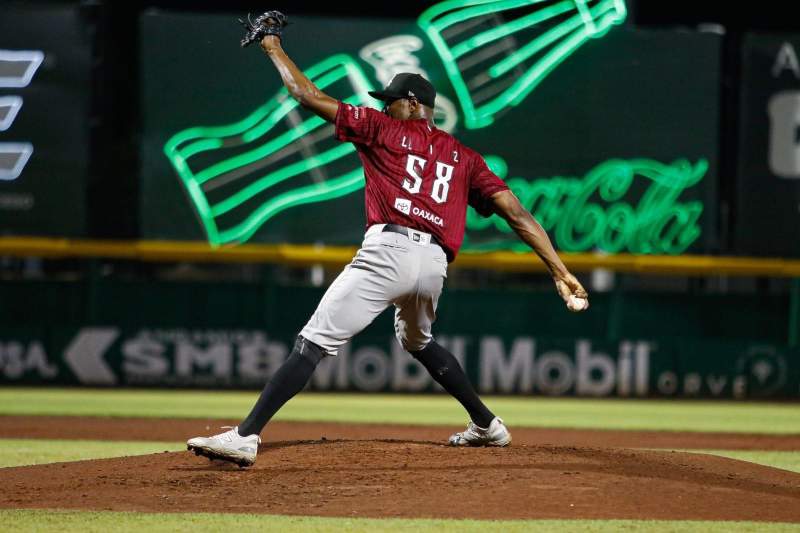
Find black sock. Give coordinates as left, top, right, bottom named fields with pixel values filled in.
left=238, top=336, right=325, bottom=436
left=410, top=341, right=495, bottom=428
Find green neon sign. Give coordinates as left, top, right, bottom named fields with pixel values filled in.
left=418, top=0, right=627, bottom=129
left=465, top=157, right=708, bottom=255
left=164, top=55, right=376, bottom=245
left=161, top=0, right=707, bottom=256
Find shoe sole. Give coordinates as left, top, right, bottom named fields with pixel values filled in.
left=488, top=434, right=512, bottom=447
left=448, top=434, right=512, bottom=447
left=187, top=444, right=255, bottom=468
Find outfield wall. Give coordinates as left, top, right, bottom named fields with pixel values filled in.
left=1, top=280, right=797, bottom=398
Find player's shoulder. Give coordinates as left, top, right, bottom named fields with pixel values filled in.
left=440, top=133, right=482, bottom=163
left=340, top=102, right=387, bottom=123
left=431, top=126, right=464, bottom=146
left=428, top=129, right=486, bottom=169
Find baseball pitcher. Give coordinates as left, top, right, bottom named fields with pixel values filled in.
left=188, top=11, right=589, bottom=467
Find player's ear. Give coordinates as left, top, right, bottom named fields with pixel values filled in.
left=409, top=97, right=421, bottom=115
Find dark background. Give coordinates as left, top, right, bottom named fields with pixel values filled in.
left=735, top=34, right=800, bottom=257
left=2, top=0, right=799, bottom=251
left=2, top=0, right=799, bottom=395
left=0, top=3, right=90, bottom=236
left=139, top=14, right=721, bottom=253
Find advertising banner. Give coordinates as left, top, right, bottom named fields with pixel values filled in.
left=736, top=33, right=800, bottom=256
left=3, top=326, right=797, bottom=398
left=141, top=2, right=720, bottom=255
left=0, top=3, right=90, bottom=236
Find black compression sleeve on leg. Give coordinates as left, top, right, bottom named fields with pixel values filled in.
left=410, top=341, right=495, bottom=428
left=238, top=336, right=325, bottom=437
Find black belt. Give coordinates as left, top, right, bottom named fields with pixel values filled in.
left=382, top=224, right=444, bottom=249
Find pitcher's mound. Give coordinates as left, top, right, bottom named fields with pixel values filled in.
left=2, top=440, right=800, bottom=521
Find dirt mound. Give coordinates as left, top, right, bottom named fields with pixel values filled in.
left=2, top=439, right=800, bottom=521
left=4, top=416, right=800, bottom=450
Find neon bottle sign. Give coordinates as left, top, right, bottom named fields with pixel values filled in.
left=161, top=0, right=709, bottom=255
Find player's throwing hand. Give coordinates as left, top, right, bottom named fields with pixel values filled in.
left=555, top=272, right=589, bottom=312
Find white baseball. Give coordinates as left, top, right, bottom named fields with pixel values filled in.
left=567, top=295, right=588, bottom=312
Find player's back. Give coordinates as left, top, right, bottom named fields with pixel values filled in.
left=335, top=103, right=508, bottom=260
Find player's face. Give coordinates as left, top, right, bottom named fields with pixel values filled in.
left=383, top=97, right=419, bottom=120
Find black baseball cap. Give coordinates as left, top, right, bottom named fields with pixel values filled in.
left=368, top=73, right=436, bottom=108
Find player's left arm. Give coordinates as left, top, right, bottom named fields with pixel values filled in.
left=490, top=189, right=589, bottom=309
left=260, top=35, right=339, bottom=122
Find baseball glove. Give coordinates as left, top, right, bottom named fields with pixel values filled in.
left=238, top=10, right=288, bottom=48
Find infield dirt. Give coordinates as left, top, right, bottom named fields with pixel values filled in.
left=1, top=416, right=799, bottom=521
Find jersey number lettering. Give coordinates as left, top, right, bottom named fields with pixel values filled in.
left=431, top=162, right=454, bottom=203
left=402, top=155, right=454, bottom=203
left=403, top=155, right=425, bottom=194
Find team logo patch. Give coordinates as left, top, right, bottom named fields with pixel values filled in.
left=394, top=197, right=411, bottom=215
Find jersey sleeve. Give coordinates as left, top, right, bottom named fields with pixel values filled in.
left=468, top=153, right=509, bottom=217
left=334, top=102, right=388, bottom=146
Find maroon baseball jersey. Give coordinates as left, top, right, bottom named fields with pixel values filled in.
left=334, top=102, right=508, bottom=261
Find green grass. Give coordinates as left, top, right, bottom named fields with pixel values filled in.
left=2, top=388, right=799, bottom=433
left=1, top=510, right=798, bottom=533
left=0, top=439, right=182, bottom=468
left=682, top=450, right=800, bottom=474
left=2, top=388, right=798, bottom=532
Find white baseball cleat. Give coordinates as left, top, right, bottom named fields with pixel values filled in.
left=448, top=417, right=511, bottom=447
left=187, top=426, right=261, bottom=467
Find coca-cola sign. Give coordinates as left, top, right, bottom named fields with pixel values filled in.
left=466, top=157, right=708, bottom=254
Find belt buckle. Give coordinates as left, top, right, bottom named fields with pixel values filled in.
left=407, top=228, right=431, bottom=246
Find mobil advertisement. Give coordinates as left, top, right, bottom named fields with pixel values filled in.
left=2, top=327, right=797, bottom=398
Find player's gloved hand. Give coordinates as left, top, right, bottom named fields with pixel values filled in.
left=554, top=272, right=589, bottom=312
left=238, top=10, right=288, bottom=48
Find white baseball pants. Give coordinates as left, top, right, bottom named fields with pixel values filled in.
left=300, top=223, right=448, bottom=355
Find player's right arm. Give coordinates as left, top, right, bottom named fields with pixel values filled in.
left=490, top=190, right=589, bottom=308
left=260, top=35, right=339, bottom=122
left=466, top=152, right=588, bottom=309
